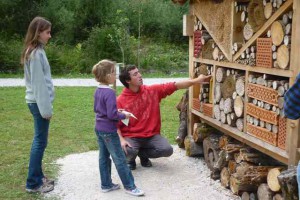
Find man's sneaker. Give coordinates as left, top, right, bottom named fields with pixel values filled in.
left=140, top=157, right=152, bottom=167
left=127, top=160, right=136, bottom=170
left=42, top=176, right=54, bottom=185
left=125, top=188, right=145, bottom=196
left=26, top=183, right=54, bottom=193
left=101, top=183, right=120, bottom=193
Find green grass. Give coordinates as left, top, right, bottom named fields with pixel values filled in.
left=0, top=86, right=185, bottom=199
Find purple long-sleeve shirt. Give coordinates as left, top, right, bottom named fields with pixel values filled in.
left=94, top=85, right=126, bottom=132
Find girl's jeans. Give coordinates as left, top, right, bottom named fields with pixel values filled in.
left=95, top=130, right=136, bottom=190
left=26, top=103, right=49, bottom=189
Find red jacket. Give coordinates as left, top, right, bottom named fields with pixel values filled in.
left=117, top=83, right=177, bottom=138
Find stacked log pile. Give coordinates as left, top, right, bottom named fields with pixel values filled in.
left=213, top=67, right=245, bottom=132
left=185, top=121, right=219, bottom=157
left=203, top=134, right=298, bottom=199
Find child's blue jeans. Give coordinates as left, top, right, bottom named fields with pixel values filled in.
left=26, top=103, right=50, bottom=189
left=95, top=130, right=136, bottom=190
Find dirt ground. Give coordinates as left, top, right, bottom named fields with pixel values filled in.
left=46, top=145, right=240, bottom=200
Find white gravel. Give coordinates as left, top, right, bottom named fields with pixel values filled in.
left=46, top=146, right=239, bottom=200
left=0, top=78, right=186, bottom=87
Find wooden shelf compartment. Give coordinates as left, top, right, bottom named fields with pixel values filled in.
left=233, top=0, right=293, bottom=61
left=194, top=58, right=294, bottom=77
left=191, top=109, right=289, bottom=164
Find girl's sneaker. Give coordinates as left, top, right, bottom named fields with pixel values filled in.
left=101, top=183, right=120, bottom=193
left=125, top=188, right=145, bottom=196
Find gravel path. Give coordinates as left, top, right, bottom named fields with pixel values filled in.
left=3, top=78, right=239, bottom=199
left=0, top=78, right=186, bottom=87
left=46, top=146, right=239, bottom=200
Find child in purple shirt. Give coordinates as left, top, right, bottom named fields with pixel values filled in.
left=92, top=59, right=144, bottom=196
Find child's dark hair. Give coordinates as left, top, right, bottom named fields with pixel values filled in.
left=119, top=65, right=137, bottom=88
left=21, top=16, right=52, bottom=65
left=92, top=59, right=115, bottom=84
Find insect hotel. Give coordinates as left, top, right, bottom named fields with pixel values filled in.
left=175, top=0, right=300, bottom=199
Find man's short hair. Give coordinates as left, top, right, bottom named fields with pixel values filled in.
left=119, top=65, right=137, bottom=88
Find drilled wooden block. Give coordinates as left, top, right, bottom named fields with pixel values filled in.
left=247, top=123, right=277, bottom=146
left=247, top=83, right=279, bottom=106
left=278, top=117, right=287, bottom=150
left=193, top=98, right=201, bottom=112
left=256, top=38, right=273, bottom=68
left=194, top=30, right=202, bottom=58
left=203, top=103, right=213, bottom=118
left=247, top=103, right=278, bottom=125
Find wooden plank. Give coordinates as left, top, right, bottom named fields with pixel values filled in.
left=195, top=58, right=293, bottom=77
left=233, top=0, right=293, bottom=61
left=188, top=34, right=194, bottom=135
left=287, top=0, right=300, bottom=165
left=183, top=14, right=194, bottom=36
left=191, top=109, right=289, bottom=164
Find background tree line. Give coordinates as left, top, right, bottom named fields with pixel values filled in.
left=0, top=0, right=189, bottom=75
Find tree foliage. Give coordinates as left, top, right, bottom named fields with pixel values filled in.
left=0, top=0, right=189, bottom=74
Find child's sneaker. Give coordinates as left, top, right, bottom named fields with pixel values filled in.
left=125, top=188, right=145, bottom=196
left=26, top=182, right=54, bottom=193
left=101, top=183, right=120, bottom=193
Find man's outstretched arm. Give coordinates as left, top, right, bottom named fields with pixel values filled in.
left=175, top=74, right=211, bottom=89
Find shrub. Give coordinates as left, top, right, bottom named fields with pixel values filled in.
left=0, top=36, right=23, bottom=73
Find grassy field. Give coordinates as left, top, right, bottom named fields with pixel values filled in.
left=0, top=86, right=185, bottom=199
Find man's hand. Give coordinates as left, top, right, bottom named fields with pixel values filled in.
left=194, top=74, right=212, bottom=84
left=120, top=138, right=132, bottom=154
left=175, top=74, right=212, bottom=89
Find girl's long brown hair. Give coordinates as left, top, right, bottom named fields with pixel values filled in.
left=20, top=16, right=51, bottom=65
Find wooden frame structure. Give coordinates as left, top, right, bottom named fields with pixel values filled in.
left=186, top=0, right=300, bottom=165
